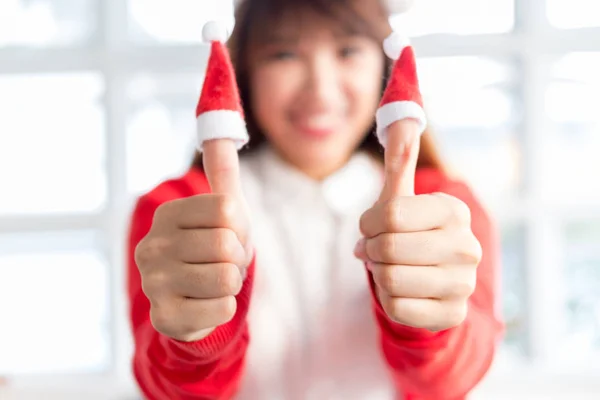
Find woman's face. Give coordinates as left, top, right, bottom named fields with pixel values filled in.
left=248, top=12, right=385, bottom=179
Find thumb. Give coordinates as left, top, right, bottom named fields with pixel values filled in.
left=379, top=118, right=421, bottom=201
left=202, top=139, right=243, bottom=197
left=204, top=139, right=254, bottom=269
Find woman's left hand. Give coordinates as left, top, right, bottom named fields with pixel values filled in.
left=355, top=120, right=482, bottom=332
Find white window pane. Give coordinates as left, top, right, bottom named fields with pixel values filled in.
left=0, top=73, right=106, bottom=216
left=391, top=0, right=514, bottom=37
left=0, top=0, right=97, bottom=47
left=126, top=73, right=201, bottom=195
left=417, top=57, right=520, bottom=207
left=0, top=231, right=110, bottom=374
left=499, top=224, right=529, bottom=363
left=128, top=0, right=234, bottom=43
left=544, top=53, right=600, bottom=204
left=547, top=0, right=600, bottom=29
left=558, top=221, right=600, bottom=367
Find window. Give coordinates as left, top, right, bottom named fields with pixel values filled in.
left=1, top=0, right=599, bottom=396
left=0, top=232, right=110, bottom=374
left=0, top=73, right=106, bottom=215
left=126, top=72, right=201, bottom=195
left=0, top=0, right=97, bottom=47
left=560, top=221, right=600, bottom=366
left=547, top=0, right=600, bottom=29
left=391, top=0, right=514, bottom=36
left=127, top=0, right=235, bottom=43
left=544, top=53, right=600, bottom=204
left=499, top=224, right=529, bottom=363
left=416, top=56, right=520, bottom=207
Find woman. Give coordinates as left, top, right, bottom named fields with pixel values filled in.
left=127, top=0, right=504, bottom=399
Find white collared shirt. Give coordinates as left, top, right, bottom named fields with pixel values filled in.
left=234, top=146, right=397, bottom=400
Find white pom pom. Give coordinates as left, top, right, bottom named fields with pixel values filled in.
left=202, top=21, right=228, bottom=43
left=385, top=0, right=416, bottom=14
left=383, top=32, right=410, bottom=60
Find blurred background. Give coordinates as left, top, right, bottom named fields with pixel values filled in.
left=0, top=0, right=599, bottom=399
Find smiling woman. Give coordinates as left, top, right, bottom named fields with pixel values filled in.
left=127, top=0, right=504, bottom=399
left=2, top=0, right=600, bottom=399
left=192, top=0, right=445, bottom=178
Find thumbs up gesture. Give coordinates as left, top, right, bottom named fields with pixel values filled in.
left=355, top=121, right=482, bottom=332
left=135, top=139, right=252, bottom=343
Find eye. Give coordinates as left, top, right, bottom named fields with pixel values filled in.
left=269, top=50, right=297, bottom=61
left=339, top=46, right=360, bottom=58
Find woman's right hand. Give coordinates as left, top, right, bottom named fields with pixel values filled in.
left=134, top=139, right=252, bottom=343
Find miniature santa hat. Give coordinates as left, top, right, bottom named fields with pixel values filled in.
left=196, top=21, right=249, bottom=153
left=375, top=31, right=427, bottom=148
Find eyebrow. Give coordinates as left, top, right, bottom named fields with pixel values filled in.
left=259, top=30, right=360, bottom=46
left=333, top=29, right=362, bottom=39
left=258, top=32, right=300, bottom=45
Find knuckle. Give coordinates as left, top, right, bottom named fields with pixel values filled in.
left=215, top=229, right=240, bottom=259
left=359, top=211, right=370, bottom=236
left=447, top=272, right=477, bottom=299
left=471, top=236, right=484, bottom=264
left=154, top=200, right=178, bottom=223
left=217, top=264, right=243, bottom=295
left=381, top=297, right=402, bottom=323
left=135, top=236, right=170, bottom=269
left=376, top=234, right=396, bottom=262
left=382, top=298, right=412, bottom=326
left=455, top=231, right=483, bottom=265
left=444, top=302, right=468, bottom=328
left=450, top=197, right=472, bottom=225
left=140, top=273, right=167, bottom=299
left=171, top=299, right=205, bottom=338
left=384, top=200, right=405, bottom=232
left=150, top=308, right=173, bottom=336
left=377, top=269, right=401, bottom=294
left=215, top=194, right=238, bottom=226
left=218, top=296, right=238, bottom=324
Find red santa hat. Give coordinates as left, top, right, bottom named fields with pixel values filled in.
left=196, top=21, right=249, bottom=153
left=375, top=32, right=427, bottom=148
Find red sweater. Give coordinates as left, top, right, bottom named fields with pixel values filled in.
left=127, top=166, right=504, bottom=400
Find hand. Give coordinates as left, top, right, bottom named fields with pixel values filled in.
left=135, top=139, right=252, bottom=342
left=355, top=120, right=482, bottom=332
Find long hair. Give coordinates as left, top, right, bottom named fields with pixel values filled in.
left=193, top=0, right=445, bottom=171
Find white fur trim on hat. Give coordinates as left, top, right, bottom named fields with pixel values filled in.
left=197, top=110, right=249, bottom=152
left=376, top=101, right=427, bottom=148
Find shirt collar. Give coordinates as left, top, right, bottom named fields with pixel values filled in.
left=256, top=146, right=383, bottom=216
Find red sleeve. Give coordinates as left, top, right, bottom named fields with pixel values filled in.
left=127, top=181, right=255, bottom=400
left=370, top=181, right=505, bottom=400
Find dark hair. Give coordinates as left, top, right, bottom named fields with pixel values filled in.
left=193, top=0, right=445, bottom=171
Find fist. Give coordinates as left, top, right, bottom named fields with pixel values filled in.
left=356, top=120, right=482, bottom=332
left=135, top=139, right=252, bottom=342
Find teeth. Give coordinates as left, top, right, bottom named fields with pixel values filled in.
left=305, top=115, right=334, bottom=129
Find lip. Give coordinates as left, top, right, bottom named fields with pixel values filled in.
left=292, top=115, right=340, bottom=139
left=295, top=124, right=337, bottom=139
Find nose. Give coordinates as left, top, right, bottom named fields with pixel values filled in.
left=302, top=51, right=344, bottom=110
